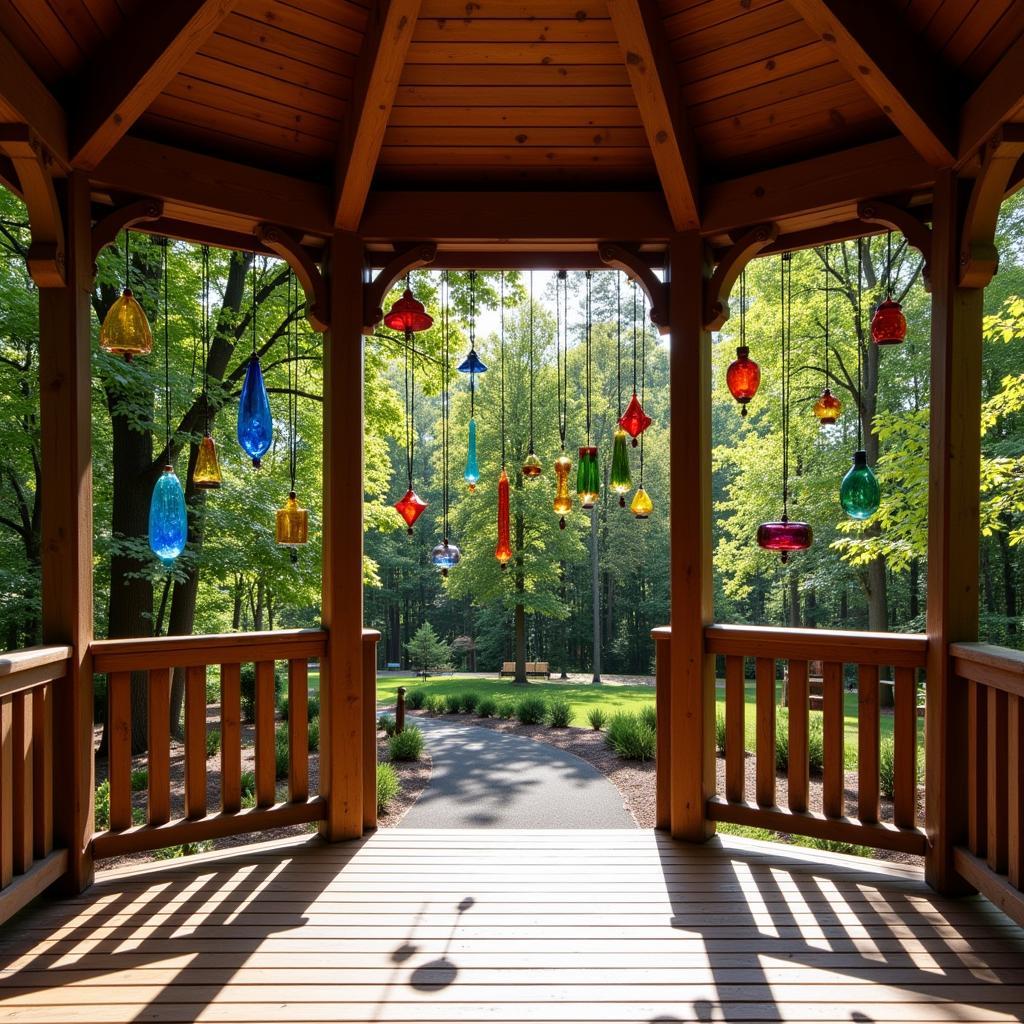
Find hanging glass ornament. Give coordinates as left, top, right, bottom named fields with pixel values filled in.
left=149, top=466, right=187, bottom=566
left=630, top=486, right=653, bottom=520
left=495, top=469, right=512, bottom=568
left=610, top=428, right=632, bottom=506
left=192, top=248, right=222, bottom=490
left=193, top=434, right=222, bottom=488
left=237, top=354, right=273, bottom=467
left=276, top=491, right=309, bottom=562
left=394, top=489, right=428, bottom=534
left=813, top=387, right=842, bottom=426
left=464, top=417, right=480, bottom=491
left=726, top=346, right=760, bottom=416
left=813, top=245, right=841, bottom=429
left=458, top=348, right=487, bottom=375
left=553, top=453, right=572, bottom=528
left=577, top=445, right=599, bottom=510
left=430, top=539, right=461, bottom=577
left=100, top=288, right=153, bottom=361
left=756, top=518, right=813, bottom=563
left=384, top=287, right=433, bottom=337
left=522, top=451, right=542, bottom=478
left=871, top=297, right=906, bottom=345
left=840, top=449, right=880, bottom=519
left=619, top=393, right=652, bottom=446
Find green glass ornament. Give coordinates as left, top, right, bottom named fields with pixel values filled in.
left=840, top=449, right=880, bottom=520
left=609, top=428, right=632, bottom=507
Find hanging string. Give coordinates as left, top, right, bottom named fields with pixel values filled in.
left=632, top=278, right=638, bottom=395
left=288, top=270, right=300, bottom=493
left=639, top=294, right=648, bottom=486
left=500, top=271, right=506, bottom=469
left=616, top=273, right=622, bottom=417
left=528, top=270, right=535, bottom=453
left=739, top=267, right=747, bottom=350
left=441, top=271, right=450, bottom=540
left=469, top=269, right=476, bottom=420
left=585, top=270, right=592, bottom=445
left=163, top=239, right=171, bottom=457
left=823, top=244, right=830, bottom=384
left=403, top=315, right=414, bottom=490
left=250, top=253, right=259, bottom=356
left=125, top=230, right=131, bottom=291
left=202, top=245, right=211, bottom=435
left=780, top=253, right=791, bottom=519
left=857, top=240, right=864, bottom=451
left=556, top=270, right=567, bottom=451
left=886, top=230, right=893, bottom=299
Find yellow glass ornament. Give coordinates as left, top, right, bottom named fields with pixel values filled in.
left=99, top=288, right=153, bottom=361
left=630, top=486, right=653, bottom=519
left=276, top=491, right=309, bottom=549
left=193, top=434, right=222, bottom=489
left=553, top=453, right=572, bottom=528
left=522, top=451, right=542, bottom=478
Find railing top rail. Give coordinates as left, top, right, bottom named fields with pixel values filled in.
left=0, top=644, right=72, bottom=677
left=362, top=629, right=381, bottom=642
left=950, top=641, right=1024, bottom=698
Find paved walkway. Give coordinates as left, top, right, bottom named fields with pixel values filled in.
left=396, top=718, right=635, bottom=829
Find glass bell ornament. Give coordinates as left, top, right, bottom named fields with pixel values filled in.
left=495, top=469, right=512, bottom=568
left=553, top=453, right=572, bottom=529
left=394, top=489, right=428, bottom=534
left=276, top=490, right=309, bottom=562
left=464, top=417, right=480, bottom=491
left=99, top=288, right=153, bottom=361
left=619, top=393, right=651, bottom=447
left=871, top=297, right=906, bottom=346
left=726, top=346, right=760, bottom=416
left=840, top=449, right=881, bottom=520
left=577, top=445, right=599, bottom=510
left=458, top=348, right=487, bottom=375
left=813, top=387, right=842, bottom=427
left=756, top=517, right=813, bottom=563
left=610, top=428, right=633, bottom=506
left=193, top=434, right=222, bottom=489
left=430, top=539, right=462, bottom=577
left=237, top=355, right=273, bottom=467
left=149, top=465, right=187, bottom=566
left=522, top=450, right=542, bottom=478
left=630, top=486, right=653, bottom=520
left=384, top=288, right=433, bottom=337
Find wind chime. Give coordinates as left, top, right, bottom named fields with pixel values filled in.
left=757, top=253, right=812, bottom=562
left=431, top=272, right=461, bottom=575
left=870, top=231, right=907, bottom=346
left=148, top=240, right=188, bottom=566
left=577, top=272, right=599, bottom=510
left=631, top=293, right=654, bottom=519
left=840, top=243, right=881, bottom=520
left=553, top=270, right=572, bottom=529
left=726, top=269, right=760, bottom=416
left=100, top=230, right=153, bottom=361
left=495, top=272, right=512, bottom=568
left=236, top=255, right=274, bottom=468
left=458, top=270, right=485, bottom=491
left=522, top=271, right=543, bottom=478
left=610, top=276, right=633, bottom=506
left=276, top=271, right=309, bottom=561
left=193, top=246, right=223, bottom=488
left=619, top=279, right=652, bottom=446
left=813, top=244, right=842, bottom=427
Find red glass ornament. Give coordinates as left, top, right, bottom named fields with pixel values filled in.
left=394, top=488, right=428, bottom=534
left=619, top=393, right=652, bottom=447
left=812, top=387, right=842, bottom=426
left=870, top=297, right=906, bottom=346
left=495, top=469, right=512, bottom=568
left=384, top=289, right=433, bottom=336
left=726, top=346, right=760, bottom=416
left=757, top=518, right=813, bottom=563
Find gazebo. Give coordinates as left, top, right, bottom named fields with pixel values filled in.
left=0, top=1, right=1023, bottom=1020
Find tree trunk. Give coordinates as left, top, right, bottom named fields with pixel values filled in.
left=998, top=523, right=1017, bottom=638
left=513, top=497, right=527, bottom=684
left=591, top=508, right=602, bottom=684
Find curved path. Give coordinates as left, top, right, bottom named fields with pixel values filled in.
left=396, top=717, right=635, bottom=829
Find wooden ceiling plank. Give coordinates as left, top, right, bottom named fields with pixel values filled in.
left=606, top=0, right=700, bottom=231
left=958, top=31, right=1024, bottom=164
left=70, top=0, right=242, bottom=170
left=786, top=0, right=957, bottom=167
left=334, top=0, right=422, bottom=231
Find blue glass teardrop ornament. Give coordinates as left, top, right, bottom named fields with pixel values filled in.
left=237, top=355, right=273, bottom=467
left=149, top=466, right=187, bottom=566
left=464, top=417, right=480, bottom=491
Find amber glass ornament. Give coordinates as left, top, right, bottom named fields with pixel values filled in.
left=610, top=428, right=632, bottom=506
left=619, top=393, right=652, bottom=447
left=495, top=470, right=512, bottom=567
left=577, top=446, right=599, bottom=509
left=384, top=288, right=433, bottom=336
left=394, top=488, right=428, bottom=534
left=522, top=451, right=542, bottom=478
left=757, top=517, right=812, bottom=563
left=812, top=387, right=842, bottom=427
left=100, top=288, right=153, bottom=361
left=276, top=492, right=309, bottom=547
left=193, top=434, right=222, bottom=489
left=631, top=486, right=653, bottom=519
left=871, top=297, right=906, bottom=345
left=726, top=346, right=760, bottom=416
left=553, top=453, right=572, bottom=528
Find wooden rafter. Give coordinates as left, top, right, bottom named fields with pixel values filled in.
left=606, top=0, right=699, bottom=232
left=71, top=0, right=241, bottom=171
left=598, top=242, right=670, bottom=336
left=959, top=33, right=1024, bottom=165
left=0, top=27, right=67, bottom=167
left=787, top=0, right=956, bottom=168
left=703, top=224, right=779, bottom=331
left=363, top=242, right=437, bottom=334
left=254, top=224, right=329, bottom=333
left=335, top=0, right=422, bottom=231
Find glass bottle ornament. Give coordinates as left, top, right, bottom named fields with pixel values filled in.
left=276, top=491, right=309, bottom=547
left=495, top=469, right=512, bottom=567
left=464, top=417, right=480, bottom=491
left=99, top=288, right=153, bottom=361
left=522, top=451, right=542, bottom=478
left=756, top=517, right=813, bottom=563
left=726, top=346, right=760, bottom=416
left=394, top=489, right=428, bottom=534
left=193, top=433, right=222, bottom=489
left=384, top=288, right=433, bottom=336
left=237, top=355, right=273, bottom=467
left=871, top=297, right=906, bottom=345
left=610, top=428, right=632, bottom=506
left=430, top=539, right=461, bottom=577
left=840, top=449, right=881, bottom=520
left=619, top=393, right=651, bottom=447
left=812, top=387, right=842, bottom=427
left=149, top=465, right=188, bottom=566
left=577, top=445, right=599, bottom=510
left=630, top=486, right=653, bottom=520
left=553, top=453, right=572, bottom=528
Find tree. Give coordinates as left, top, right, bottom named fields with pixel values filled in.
left=406, top=622, right=452, bottom=676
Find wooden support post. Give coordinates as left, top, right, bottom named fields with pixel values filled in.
left=667, top=231, right=714, bottom=842
left=320, top=231, right=366, bottom=841
left=38, top=172, right=94, bottom=894
left=653, top=628, right=671, bottom=831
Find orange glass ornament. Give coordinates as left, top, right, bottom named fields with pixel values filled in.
left=522, top=451, right=542, bottom=478
left=726, top=345, right=760, bottom=416
left=394, top=488, right=428, bottom=534
left=495, top=469, right=512, bottom=567
left=553, top=453, right=572, bottom=528
left=193, top=433, right=222, bottom=489
left=276, top=492, right=309, bottom=547
left=871, top=297, right=907, bottom=345
left=812, top=387, right=842, bottom=426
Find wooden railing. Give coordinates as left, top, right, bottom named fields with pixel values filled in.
left=0, top=645, right=70, bottom=925
left=948, top=642, right=1024, bottom=927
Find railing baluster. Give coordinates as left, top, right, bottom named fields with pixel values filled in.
left=255, top=661, right=276, bottom=807
left=724, top=655, right=745, bottom=803
left=108, top=671, right=132, bottom=831
left=1, top=696, right=12, bottom=887
left=221, top=663, right=241, bottom=814
left=148, top=668, right=171, bottom=826
left=31, top=683, right=52, bottom=857
left=755, top=657, right=775, bottom=808
left=363, top=635, right=379, bottom=831
left=288, top=659, right=308, bottom=803
left=787, top=660, right=809, bottom=814
left=1009, top=693, right=1023, bottom=889
left=822, top=661, right=844, bottom=819
left=654, top=632, right=671, bottom=831
left=987, top=687, right=1009, bottom=874
left=11, top=693, right=32, bottom=874
left=968, top=678, right=988, bottom=856
left=858, top=663, right=880, bottom=824
left=893, top=666, right=917, bottom=829
left=184, top=665, right=207, bottom=820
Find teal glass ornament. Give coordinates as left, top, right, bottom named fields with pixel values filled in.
left=149, top=466, right=187, bottom=566
left=840, top=449, right=880, bottom=520
left=464, top=417, right=480, bottom=491
left=237, top=354, right=273, bottom=467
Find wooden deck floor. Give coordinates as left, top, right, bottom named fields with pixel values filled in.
left=1, top=830, right=1023, bottom=1023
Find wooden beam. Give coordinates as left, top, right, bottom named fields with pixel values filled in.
left=959, top=33, right=1024, bottom=165
left=606, top=0, right=699, bottom=231
left=0, top=26, right=67, bottom=167
left=71, top=0, right=240, bottom=170
left=335, top=0, right=422, bottom=230
left=787, top=0, right=956, bottom=167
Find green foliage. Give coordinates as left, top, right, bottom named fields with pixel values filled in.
left=716, top=712, right=727, bottom=755
left=805, top=837, right=872, bottom=858
left=476, top=696, right=498, bottom=718
left=495, top=697, right=517, bottom=718
left=389, top=726, right=424, bottom=761
left=376, top=762, right=400, bottom=813
left=275, top=725, right=289, bottom=781
left=378, top=713, right=397, bottom=736
left=515, top=696, right=547, bottom=725
left=307, top=716, right=320, bottom=752
left=460, top=691, right=480, bottom=713
left=639, top=703, right=657, bottom=732
left=240, top=664, right=286, bottom=724
left=605, top=712, right=656, bottom=761
left=94, top=780, right=110, bottom=831
left=880, top=737, right=896, bottom=800
left=546, top=698, right=572, bottom=727
left=405, top=689, right=426, bottom=710
left=206, top=728, right=221, bottom=758
left=443, top=692, right=464, bottom=714
left=587, top=706, right=608, bottom=731
left=774, top=709, right=824, bottom=775
left=154, top=840, right=215, bottom=860
left=424, top=694, right=446, bottom=714
left=130, top=768, right=148, bottom=793
left=240, top=770, right=256, bottom=799
left=406, top=623, right=452, bottom=675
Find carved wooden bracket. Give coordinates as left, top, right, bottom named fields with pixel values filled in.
left=597, top=243, right=669, bottom=336
left=702, top=223, right=778, bottom=331
left=0, top=125, right=64, bottom=287
left=255, top=223, right=330, bottom=332
left=362, top=242, right=438, bottom=335
left=856, top=199, right=933, bottom=292
left=959, top=125, right=1024, bottom=289
left=91, top=197, right=164, bottom=276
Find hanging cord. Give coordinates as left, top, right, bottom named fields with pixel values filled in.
left=585, top=270, right=592, bottom=445
left=639, top=294, right=647, bottom=486
left=202, top=246, right=211, bottom=434
left=780, top=253, right=790, bottom=519
left=632, top=278, right=639, bottom=395
left=163, top=239, right=171, bottom=458
left=528, top=270, right=535, bottom=454
left=442, top=271, right=450, bottom=541
left=886, top=230, right=893, bottom=299
left=468, top=269, right=476, bottom=420
left=500, top=271, right=506, bottom=469
left=857, top=240, right=864, bottom=451
left=403, top=315, right=414, bottom=490
left=616, top=273, right=622, bottom=417
left=556, top=271, right=567, bottom=450
left=125, top=230, right=132, bottom=291
left=823, top=244, right=830, bottom=384
left=289, top=270, right=300, bottom=493
left=739, top=267, right=746, bottom=349
left=250, top=253, right=259, bottom=356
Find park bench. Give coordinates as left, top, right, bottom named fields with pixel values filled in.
left=499, top=661, right=551, bottom=678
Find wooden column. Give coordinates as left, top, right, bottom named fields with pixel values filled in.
left=667, top=231, right=715, bottom=842
left=925, top=170, right=983, bottom=893
left=320, top=231, right=366, bottom=841
left=38, top=172, right=94, bottom=892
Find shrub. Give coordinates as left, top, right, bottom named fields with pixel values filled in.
left=93, top=677, right=108, bottom=725
left=805, top=836, right=871, bottom=858
left=307, top=695, right=320, bottom=720
left=94, top=779, right=110, bottom=830
left=774, top=709, right=824, bottom=775
left=460, top=691, right=480, bottom=713
left=424, top=694, right=446, bottom=715
left=154, top=840, right=214, bottom=861
left=515, top=696, right=547, bottom=725
left=477, top=697, right=498, bottom=718
left=547, top=698, right=572, bottom=728
left=378, top=713, right=397, bottom=736
left=206, top=728, right=221, bottom=758
left=495, top=698, right=517, bottom=719
left=605, top=712, right=656, bottom=761
left=879, top=737, right=896, bottom=799
left=640, top=704, right=658, bottom=732
left=389, top=726, right=424, bottom=761
left=406, top=622, right=452, bottom=675
left=205, top=672, right=219, bottom=704
left=716, top=712, right=727, bottom=755
left=240, top=770, right=256, bottom=799
left=587, top=706, right=607, bottom=731
left=275, top=725, right=289, bottom=780
left=278, top=694, right=288, bottom=720
left=240, top=664, right=286, bottom=723
left=406, top=689, right=426, bottom=710
left=307, top=716, right=320, bottom=752
left=443, top=692, right=464, bottom=715
left=377, top=762, right=401, bottom=813
left=130, top=768, right=148, bottom=793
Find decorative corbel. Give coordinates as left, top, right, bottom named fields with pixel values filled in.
left=255, top=223, right=329, bottom=332
left=91, top=197, right=164, bottom=276
left=702, top=223, right=778, bottom=331
left=959, top=125, right=1024, bottom=289
left=856, top=199, right=933, bottom=291
left=597, top=243, right=669, bottom=336
left=363, top=242, right=438, bottom=335
left=0, top=125, right=64, bottom=287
